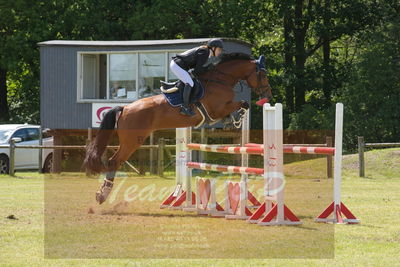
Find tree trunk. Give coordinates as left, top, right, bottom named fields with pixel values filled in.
left=284, top=10, right=295, bottom=113
left=322, top=0, right=332, bottom=106
left=294, top=0, right=307, bottom=112
left=0, top=68, right=9, bottom=122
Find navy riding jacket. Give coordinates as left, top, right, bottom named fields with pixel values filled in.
left=173, top=47, right=210, bottom=75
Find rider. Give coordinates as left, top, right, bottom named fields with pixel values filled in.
left=170, top=38, right=224, bottom=116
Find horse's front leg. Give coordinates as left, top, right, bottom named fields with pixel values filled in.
left=219, top=100, right=250, bottom=129
left=217, top=100, right=249, bottom=118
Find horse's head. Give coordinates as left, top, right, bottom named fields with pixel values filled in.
left=244, top=55, right=272, bottom=104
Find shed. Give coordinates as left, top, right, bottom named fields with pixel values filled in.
left=38, top=38, right=253, bottom=130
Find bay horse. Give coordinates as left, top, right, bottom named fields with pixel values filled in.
left=84, top=53, right=272, bottom=204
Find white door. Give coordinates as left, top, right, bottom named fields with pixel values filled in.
left=24, top=128, right=40, bottom=168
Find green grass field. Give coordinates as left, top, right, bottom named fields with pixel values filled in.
left=1, top=148, right=399, bottom=266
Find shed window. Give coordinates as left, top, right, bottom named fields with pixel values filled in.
left=109, top=54, right=137, bottom=100
left=139, top=53, right=165, bottom=98
left=78, top=50, right=184, bottom=102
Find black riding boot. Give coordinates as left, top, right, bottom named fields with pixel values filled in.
left=180, top=83, right=195, bottom=116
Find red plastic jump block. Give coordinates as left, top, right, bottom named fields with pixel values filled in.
left=247, top=202, right=301, bottom=225
left=248, top=191, right=262, bottom=207
left=160, top=191, right=177, bottom=208
left=216, top=202, right=224, bottom=211
left=247, top=202, right=266, bottom=223
left=316, top=201, right=360, bottom=224
left=160, top=190, right=196, bottom=209
left=171, top=191, right=196, bottom=208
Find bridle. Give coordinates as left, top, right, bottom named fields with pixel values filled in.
left=243, top=65, right=270, bottom=96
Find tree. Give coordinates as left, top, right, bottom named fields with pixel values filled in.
left=263, top=0, right=379, bottom=113
left=338, top=0, right=400, bottom=147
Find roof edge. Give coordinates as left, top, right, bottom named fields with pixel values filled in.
left=37, top=38, right=253, bottom=48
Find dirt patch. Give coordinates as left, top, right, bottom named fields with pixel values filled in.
left=389, top=150, right=400, bottom=157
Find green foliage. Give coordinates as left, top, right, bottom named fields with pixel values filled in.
left=338, top=3, right=400, bottom=147
left=0, top=0, right=398, bottom=147
left=287, top=104, right=334, bottom=130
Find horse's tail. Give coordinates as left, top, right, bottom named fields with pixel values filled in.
left=84, top=106, right=124, bottom=173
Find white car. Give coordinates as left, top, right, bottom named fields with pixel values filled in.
left=0, top=124, right=53, bottom=174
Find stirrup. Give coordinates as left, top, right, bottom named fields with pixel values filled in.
left=180, top=106, right=195, bottom=116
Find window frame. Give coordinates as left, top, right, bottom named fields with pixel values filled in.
left=77, top=49, right=184, bottom=103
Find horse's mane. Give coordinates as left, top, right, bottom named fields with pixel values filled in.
left=200, top=53, right=254, bottom=74
left=217, top=53, right=254, bottom=64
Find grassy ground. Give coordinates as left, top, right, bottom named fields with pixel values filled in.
left=0, top=148, right=399, bottom=266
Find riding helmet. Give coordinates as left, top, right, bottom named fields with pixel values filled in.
left=207, top=38, right=224, bottom=48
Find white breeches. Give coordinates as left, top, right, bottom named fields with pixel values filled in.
left=170, top=60, right=194, bottom=87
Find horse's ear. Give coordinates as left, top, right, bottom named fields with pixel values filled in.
left=256, top=55, right=266, bottom=71
left=259, top=55, right=265, bottom=66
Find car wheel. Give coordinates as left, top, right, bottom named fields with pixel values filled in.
left=0, top=155, right=9, bottom=174
left=43, top=153, right=53, bottom=173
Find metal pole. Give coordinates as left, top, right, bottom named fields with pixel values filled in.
left=9, top=139, right=15, bottom=176
left=358, top=136, right=365, bottom=177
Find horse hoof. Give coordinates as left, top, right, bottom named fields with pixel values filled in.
left=95, top=180, right=114, bottom=205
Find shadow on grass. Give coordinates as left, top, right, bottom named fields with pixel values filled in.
left=100, top=211, right=208, bottom=218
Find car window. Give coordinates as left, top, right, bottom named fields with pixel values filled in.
left=26, top=128, right=39, bottom=141
left=11, top=129, right=29, bottom=142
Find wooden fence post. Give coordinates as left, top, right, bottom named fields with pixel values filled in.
left=149, top=133, right=156, bottom=175
left=53, top=134, right=62, bottom=173
left=38, top=126, right=43, bottom=174
left=358, top=136, right=365, bottom=177
left=200, top=128, right=207, bottom=163
left=157, top=138, right=165, bottom=177
left=9, top=139, right=15, bottom=176
left=85, top=128, right=92, bottom=176
left=326, top=136, right=333, bottom=178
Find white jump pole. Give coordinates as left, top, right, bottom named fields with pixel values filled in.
left=248, top=103, right=301, bottom=225
left=315, top=103, right=359, bottom=224
left=159, top=128, right=189, bottom=209
left=180, top=127, right=196, bottom=211
left=333, top=103, right=343, bottom=217
left=239, top=110, right=250, bottom=217
left=241, top=110, right=250, bottom=182
left=264, top=103, right=284, bottom=223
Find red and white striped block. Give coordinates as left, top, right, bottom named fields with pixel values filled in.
left=187, top=162, right=264, bottom=175
left=245, top=143, right=335, bottom=155
left=188, top=143, right=335, bottom=155
left=284, top=146, right=335, bottom=155
left=187, top=143, right=263, bottom=155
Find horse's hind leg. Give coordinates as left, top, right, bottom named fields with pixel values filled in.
left=96, top=129, right=151, bottom=204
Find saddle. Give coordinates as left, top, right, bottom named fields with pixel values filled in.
left=160, top=79, right=218, bottom=127
left=160, top=79, right=204, bottom=107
